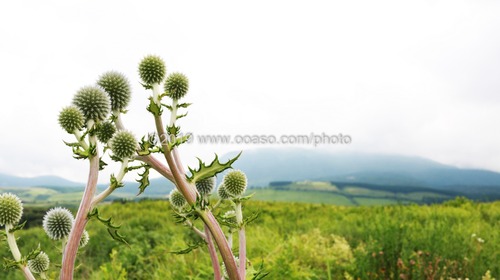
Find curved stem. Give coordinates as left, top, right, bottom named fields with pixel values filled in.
left=113, top=110, right=125, bottom=131
left=136, top=155, right=175, bottom=183
left=60, top=133, right=99, bottom=280
left=92, top=158, right=129, bottom=207
left=205, top=224, right=222, bottom=280
left=5, top=224, right=36, bottom=280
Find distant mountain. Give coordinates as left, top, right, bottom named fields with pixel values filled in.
left=222, top=148, right=500, bottom=193
left=0, top=173, right=83, bottom=188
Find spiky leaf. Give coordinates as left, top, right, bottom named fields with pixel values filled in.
left=136, top=165, right=151, bottom=196
left=187, top=152, right=241, bottom=183
left=88, top=208, right=129, bottom=246
left=170, top=240, right=205, bottom=255
left=147, top=98, right=162, bottom=116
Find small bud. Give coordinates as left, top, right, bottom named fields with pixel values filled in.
left=223, top=170, right=247, bottom=197
left=80, top=230, right=90, bottom=248
left=58, top=106, right=85, bottom=133
left=0, top=193, right=23, bottom=226
left=28, top=251, right=50, bottom=274
left=217, top=184, right=232, bottom=200
left=96, top=121, right=116, bottom=143
left=110, top=131, right=137, bottom=159
left=72, top=86, right=110, bottom=122
left=139, top=55, right=166, bottom=85
left=43, top=207, right=74, bottom=240
left=169, top=189, right=186, bottom=209
left=97, top=71, right=131, bottom=111
left=164, top=72, right=189, bottom=100
left=195, top=176, right=216, bottom=195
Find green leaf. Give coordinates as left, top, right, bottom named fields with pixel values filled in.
left=147, top=97, right=162, bottom=116
left=170, top=240, right=205, bottom=255
left=140, top=82, right=153, bottom=90
left=21, top=244, right=41, bottom=265
left=167, top=134, right=190, bottom=151
left=166, top=125, right=180, bottom=136
left=3, top=257, right=19, bottom=270
left=88, top=208, right=129, bottom=246
left=63, top=141, right=81, bottom=148
left=177, top=102, right=192, bottom=109
left=99, top=158, right=108, bottom=171
left=110, top=174, right=124, bottom=189
left=251, top=260, right=270, bottom=280
left=243, top=211, right=260, bottom=227
left=176, top=112, right=188, bottom=120
left=136, top=165, right=151, bottom=196
left=186, top=152, right=242, bottom=183
left=8, top=221, right=26, bottom=233
left=161, top=104, right=173, bottom=111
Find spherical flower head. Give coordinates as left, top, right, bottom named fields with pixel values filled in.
left=139, top=55, right=166, bottom=85
left=223, top=170, right=247, bottom=197
left=43, top=207, right=74, bottom=240
left=164, top=72, right=189, bottom=100
left=169, top=189, right=187, bottom=209
left=28, top=251, right=49, bottom=274
left=96, top=121, right=116, bottom=144
left=72, top=86, right=110, bottom=122
left=217, top=184, right=232, bottom=200
left=0, top=193, right=23, bottom=226
left=58, top=106, right=85, bottom=133
left=195, top=176, right=216, bottom=195
left=97, top=71, right=131, bottom=111
left=110, top=131, right=137, bottom=159
left=80, top=230, right=90, bottom=248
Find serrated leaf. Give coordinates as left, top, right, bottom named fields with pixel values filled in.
left=3, top=257, right=19, bottom=270
left=8, top=221, right=26, bottom=233
left=99, top=158, right=108, bottom=171
left=63, top=141, right=81, bottom=148
left=136, top=165, right=151, bottom=196
left=186, top=152, right=242, bottom=183
left=176, top=112, right=188, bottom=120
left=243, top=211, right=260, bottom=227
left=170, top=240, right=205, bottom=255
left=22, top=244, right=41, bottom=265
left=161, top=104, right=173, bottom=111
left=177, top=102, right=192, bottom=109
left=110, top=174, right=124, bottom=189
left=88, top=208, right=129, bottom=246
left=166, top=125, right=180, bottom=136
left=140, top=82, right=153, bottom=90
left=109, top=154, right=123, bottom=162
left=147, top=98, right=162, bottom=116
left=167, top=134, right=190, bottom=151
left=251, top=260, right=270, bottom=280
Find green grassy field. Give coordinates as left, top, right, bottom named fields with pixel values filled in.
left=1, top=198, right=498, bottom=279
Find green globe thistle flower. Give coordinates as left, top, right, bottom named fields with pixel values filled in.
left=80, top=230, right=89, bottom=248
left=43, top=207, right=74, bottom=240
left=96, top=121, right=116, bottom=143
left=110, top=131, right=137, bottom=159
left=58, top=106, right=85, bottom=133
left=139, top=55, right=166, bottom=85
left=223, top=170, right=247, bottom=197
left=72, top=86, right=110, bottom=122
left=28, top=251, right=49, bottom=274
left=195, top=176, right=216, bottom=195
left=97, top=71, right=131, bottom=111
left=217, top=184, right=232, bottom=200
left=164, top=72, right=189, bottom=100
left=169, top=189, right=186, bottom=209
left=0, top=193, right=23, bottom=226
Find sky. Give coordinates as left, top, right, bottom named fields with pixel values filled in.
left=1, top=0, right=500, bottom=183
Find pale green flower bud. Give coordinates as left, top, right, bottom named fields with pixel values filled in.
left=0, top=193, right=23, bottom=226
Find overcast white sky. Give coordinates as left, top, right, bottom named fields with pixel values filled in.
left=1, top=0, right=500, bottom=183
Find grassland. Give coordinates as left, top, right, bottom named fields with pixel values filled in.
left=1, top=198, right=498, bottom=279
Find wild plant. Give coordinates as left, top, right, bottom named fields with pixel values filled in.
left=1, top=55, right=265, bottom=280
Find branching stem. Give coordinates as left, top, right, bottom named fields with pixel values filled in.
left=5, top=224, right=36, bottom=280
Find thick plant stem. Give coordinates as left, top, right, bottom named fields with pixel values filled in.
left=235, top=202, right=246, bottom=278
left=136, top=155, right=175, bottom=183
left=205, top=224, right=222, bottom=280
left=60, top=141, right=99, bottom=280
left=200, top=211, right=241, bottom=280
left=5, top=225, right=36, bottom=280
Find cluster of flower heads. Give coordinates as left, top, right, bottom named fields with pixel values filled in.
left=169, top=170, right=247, bottom=210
